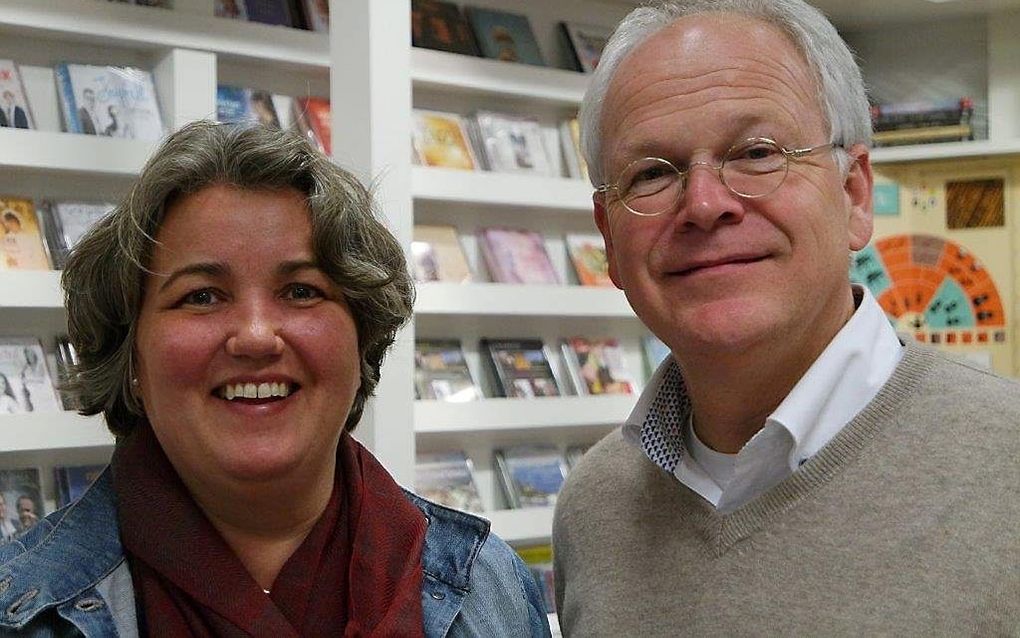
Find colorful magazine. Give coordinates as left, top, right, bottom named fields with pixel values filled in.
left=0, top=468, right=42, bottom=541
left=55, top=63, right=164, bottom=141
left=472, top=111, right=555, bottom=176
left=414, top=451, right=484, bottom=513
left=481, top=338, right=561, bottom=398
left=412, top=110, right=478, bottom=170
left=415, top=339, right=481, bottom=402
left=495, top=445, right=568, bottom=508
left=0, top=60, right=35, bottom=130
left=465, top=7, right=545, bottom=66
left=411, top=224, right=472, bottom=283
left=0, top=197, right=50, bottom=271
left=411, top=0, right=479, bottom=56
left=217, top=85, right=280, bottom=127
left=55, top=464, right=105, bottom=508
left=0, top=337, right=60, bottom=414
left=561, top=337, right=637, bottom=396
left=566, top=233, right=612, bottom=287
left=478, top=227, right=558, bottom=284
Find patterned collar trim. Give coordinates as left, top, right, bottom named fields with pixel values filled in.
left=630, top=360, right=692, bottom=475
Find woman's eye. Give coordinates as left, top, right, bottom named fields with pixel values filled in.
left=284, top=284, right=324, bottom=301
left=181, top=289, right=219, bottom=306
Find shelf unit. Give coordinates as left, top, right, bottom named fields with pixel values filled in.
left=3, top=0, right=1020, bottom=549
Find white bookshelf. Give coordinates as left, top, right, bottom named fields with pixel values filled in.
left=870, top=139, right=1020, bottom=165
left=0, top=129, right=155, bottom=176
left=485, top=506, right=555, bottom=546
left=0, top=413, right=112, bottom=453
left=416, top=282, right=631, bottom=317
left=0, top=272, right=62, bottom=309
left=412, top=167, right=592, bottom=212
left=415, top=395, right=634, bottom=433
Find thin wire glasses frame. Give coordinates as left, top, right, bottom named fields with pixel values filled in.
left=595, top=137, right=841, bottom=217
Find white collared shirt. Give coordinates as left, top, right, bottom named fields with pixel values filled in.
left=626, top=285, right=904, bottom=513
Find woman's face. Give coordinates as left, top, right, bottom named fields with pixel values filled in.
left=133, top=184, right=361, bottom=486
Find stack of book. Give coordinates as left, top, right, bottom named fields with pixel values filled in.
left=870, top=97, right=974, bottom=147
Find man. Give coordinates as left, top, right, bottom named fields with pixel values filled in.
left=15, top=495, right=37, bottom=533
left=552, top=1, right=1019, bottom=635
left=78, top=87, right=98, bottom=135
left=0, top=90, right=29, bottom=129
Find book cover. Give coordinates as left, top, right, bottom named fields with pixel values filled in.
left=411, top=224, right=472, bottom=283
left=0, top=468, right=42, bottom=540
left=411, top=0, right=479, bottom=56
left=41, top=201, right=114, bottom=269
left=412, top=110, right=478, bottom=170
left=516, top=545, right=556, bottom=614
left=477, top=227, right=558, bottom=285
left=473, top=111, right=555, bottom=176
left=415, top=339, right=481, bottom=402
left=495, top=445, right=568, bottom=508
left=0, top=60, right=35, bottom=130
left=215, top=0, right=248, bottom=19
left=217, top=86, right=280, bottom=127
left=295, top=96, right=331, bottom=155
left=414, top=451, right=484, bottom=513
left=560, top=22, right=612, bottom=73
left=561, top=337, right=637, bottom=396
left=0, top=197, right=50, bottom=271
left=481, top=338, right=561, bottom=398
left=565, top=233, right=612, bottom=287
left=54, top=63, right=164, bottom=141
left=55, top=464, right=105, bottom=508
left=559, top=117, right=589, bottom=181
left=465, top=7, right=545, bottom=66
left=301, top=0, right=329, bottom=32
left=0, top=337, right=61, bottom=414
left=242, top=0, right=294, bottom=26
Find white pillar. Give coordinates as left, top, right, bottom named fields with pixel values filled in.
left=153, top=48, right=217, bottom=131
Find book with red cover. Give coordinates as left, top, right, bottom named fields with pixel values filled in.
left=411, top=0, right=479, bottom=56
left=295, top=96, right=331, bottom=155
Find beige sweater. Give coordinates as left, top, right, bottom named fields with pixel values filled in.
left=553, top=344, right=1020, bottom=636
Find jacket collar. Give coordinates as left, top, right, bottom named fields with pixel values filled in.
left=403, top=490, right=490, bottom=593
left=0, top=468, right=124, bottom=627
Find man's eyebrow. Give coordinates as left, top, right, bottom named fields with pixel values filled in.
left=158, top=262, right=229, bottom=293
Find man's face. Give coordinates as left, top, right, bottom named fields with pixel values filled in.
left=595, top=14, right=872, bottom=360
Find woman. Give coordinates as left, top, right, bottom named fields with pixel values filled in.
left=0, top=121, right=549, bottom=636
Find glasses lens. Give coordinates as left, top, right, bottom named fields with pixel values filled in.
left=722, top=139, right=788, bottom=197
left=618, top=157, right=681, bottom=216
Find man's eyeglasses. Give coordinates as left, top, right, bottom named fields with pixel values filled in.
left=595, top=137, right=839, bottom=217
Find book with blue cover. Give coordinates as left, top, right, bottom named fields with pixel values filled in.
left=243, top=0, right=295, bottom=26
left=465, top=7, right=545, bottom=66
left=55, top=465, right=106, bottom=508
left=216, top=85, right=280, bottom=127
left=495, top=445, right=569, bottom=509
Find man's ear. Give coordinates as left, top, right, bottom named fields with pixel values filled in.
left=844, top=143, right=874, bottom=251
left=594, top=194, right=625, bottom=290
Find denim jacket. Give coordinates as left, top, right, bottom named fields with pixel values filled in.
left=0, top=471, right=550, bottom=637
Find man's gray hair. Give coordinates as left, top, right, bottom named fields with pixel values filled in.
left=62, top=121, right=414, bottom=437
left=580, top=0, right=871, bottom=185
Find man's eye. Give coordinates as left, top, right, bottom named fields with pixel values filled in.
left=733, top=144, right=780, bottom=161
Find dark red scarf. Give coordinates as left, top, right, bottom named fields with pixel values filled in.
left=111, top=425, right=427, bottom=637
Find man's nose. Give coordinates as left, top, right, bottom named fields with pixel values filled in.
left=674, top=162, right=747, bottom=232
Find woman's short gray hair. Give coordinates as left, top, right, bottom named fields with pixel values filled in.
left=63, top=121, right=414, bottom=437
left=580, top=0, right=871, bottom=185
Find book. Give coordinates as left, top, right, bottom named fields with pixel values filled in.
left=411, top=0, right=479, bottom=56
left=0, top=338, right=61, bottom=414
left=872, top=123, right=972, bottom=147
left=561, top=337, right=637, bottom=396
left=481, top=338, right=562, bottom=398
left=565, top=233, right=613, bottom=287
left=215, top=0, right=248, bottom=19
left=465, top=7, right=545, bottom=66
left=0, top=197, right=50, bottom=271
left=54, top=465, right=105, bottom=508
left=559, top=22, right=612, bottom=73
left=0, top=468, right=43, bottom=540
left=559, top=117, right=589, bottom=181
left=38, top=201, right=114, bottom=269
left=242, top=0, right=295, bottom=26
left=411, top=224, right=472, bottom=283
left=414, top=451, right=484, bottom=512
left=870, top=97, right=972, bottom=130
left=301, top=0, right=329, bottom=32
left=217, top=85, right=281, bottom=127
left=54, top=63, right=164, bottom=141
left=0, top=60, right=35, bottom=130
left=294, top=96, right=331, bottom=155
left=477, top=227, right=558, bottom=284
left=54, top=336, right=81, bottom=411
left=414, top=339, right=481, bottom=402
left=495, top=445, right=568, bottom=508
left=517, top=545, right=556, bottom=614
left=472, top=111, right=555, bottom=176
left=412, top=110, right=478, bottom=170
